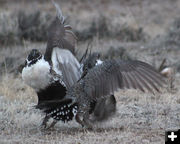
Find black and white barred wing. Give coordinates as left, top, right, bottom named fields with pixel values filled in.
left=52, top=48, right=81, bottom=89
left=82, top=59, right=165, bottom=100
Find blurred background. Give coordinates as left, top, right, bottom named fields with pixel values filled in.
left=0, top=0, right=180, bottom=143
left=0, top=0, right=180, bottom=74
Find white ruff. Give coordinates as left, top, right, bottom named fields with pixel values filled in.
left=22, top=58, right=51, bottom=92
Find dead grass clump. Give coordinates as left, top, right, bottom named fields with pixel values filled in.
left=164, top=17, right=180, bottom=50
left=0, top=10, right=52, bottom=46
left=18, top=10, right=52, bottom=42
left=103, top=46, right=133, bottom=60
left=114, top=25, right=147, bottom=42
left=75, top=16, right=109, bottom=41
left=146, top=17, right=180, bottom=52
left=0, top=12, right=19, bottom=46
left=0, top=11, right=148, bottom=46
left=0, top=74, right=42, bottom=138
left=0, top=74, right=36, bottom=101
left=75, top=16, right=148, bottom=42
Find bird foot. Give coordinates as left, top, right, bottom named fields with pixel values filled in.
left=83, top=118, right=94, bottom=130
left=40, top=116, right=57, bottom=130
left=75, top=113, right=95, bottom=130
left=75, top=114, right=85, bottom=127
left=40, top=115, right=50, bottom=129
left=46, top=120, right=57, bottom=130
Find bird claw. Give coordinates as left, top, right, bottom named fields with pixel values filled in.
left=75, top=113, right=95, bottom=130
left=40, top=116, right=57, bottom=130
left=46, top=120, right=57, bottom=130
left=40, top=115, right=50, bottom=129
left=83, top=118, right=95, bottom=130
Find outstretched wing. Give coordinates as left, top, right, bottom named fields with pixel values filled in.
left=51, top=47, right=81, bottom=89
left=81, top=59, right=165, bottom=100
left=37, top=59, right=166, bottom=111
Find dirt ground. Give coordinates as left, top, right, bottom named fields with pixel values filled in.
left=1, top=0, right=180, bottom=144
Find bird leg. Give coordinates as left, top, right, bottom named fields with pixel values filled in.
left=82, top=112, right=94, bottom=129
left=76, top=112, right=94, bottom=129
left=75, top=113, right=85, bottom=127
left=46, top=120, right=57, bottom=130
left=76, top=100, right=94, bottom=129
left=41, top=115, right=50, bottom=129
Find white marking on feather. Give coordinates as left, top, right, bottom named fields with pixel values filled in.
left=59, top=79, right=66, bottom=87
left=22, top=57, right=51, bottom=92
left=72, top=108, right=77, bottom=115
left=96, top=59, right=103, bottom=66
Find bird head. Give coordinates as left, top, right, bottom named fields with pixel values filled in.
left=25, top=49, right=43, bottom=67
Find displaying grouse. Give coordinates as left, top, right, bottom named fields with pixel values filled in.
left=37, top=59, right=166, bottom=128
left=22, top=1, right=116, bottom=128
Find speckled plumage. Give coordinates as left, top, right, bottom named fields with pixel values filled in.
left=38, top=59, right=166, bottom=128
left=22, top=2, right=117, bottom=128
left=22, top=1, right=79, bottom=127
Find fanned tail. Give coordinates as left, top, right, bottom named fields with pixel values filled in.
left=52, top=0, right=65, bottom=24
left=44, top=0, right=77, bottom=62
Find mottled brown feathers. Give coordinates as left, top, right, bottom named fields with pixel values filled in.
left=78, top=59, right=165, bottom=101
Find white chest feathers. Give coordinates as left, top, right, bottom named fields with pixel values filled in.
left=22, top=58, right=51, bottom=92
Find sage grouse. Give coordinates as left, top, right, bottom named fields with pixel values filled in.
left=80, top=52, right=116, bottom=121
left=38, top=59, right=165, bottom=128
left=22, top=1, right=116, bottom=128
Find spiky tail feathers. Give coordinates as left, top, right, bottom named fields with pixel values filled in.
left=51, top=0, right=65, bottom=24
left=36, top=99, right=78, bottom=122
left=45, top=0, right=77, bottom=62
left=52, top=0, right=77, bottom=43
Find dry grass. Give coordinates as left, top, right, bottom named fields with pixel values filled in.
left=0, top=73, right=180, bottom=144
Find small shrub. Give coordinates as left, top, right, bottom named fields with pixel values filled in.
left=18, top=10, right=52, bottom=42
